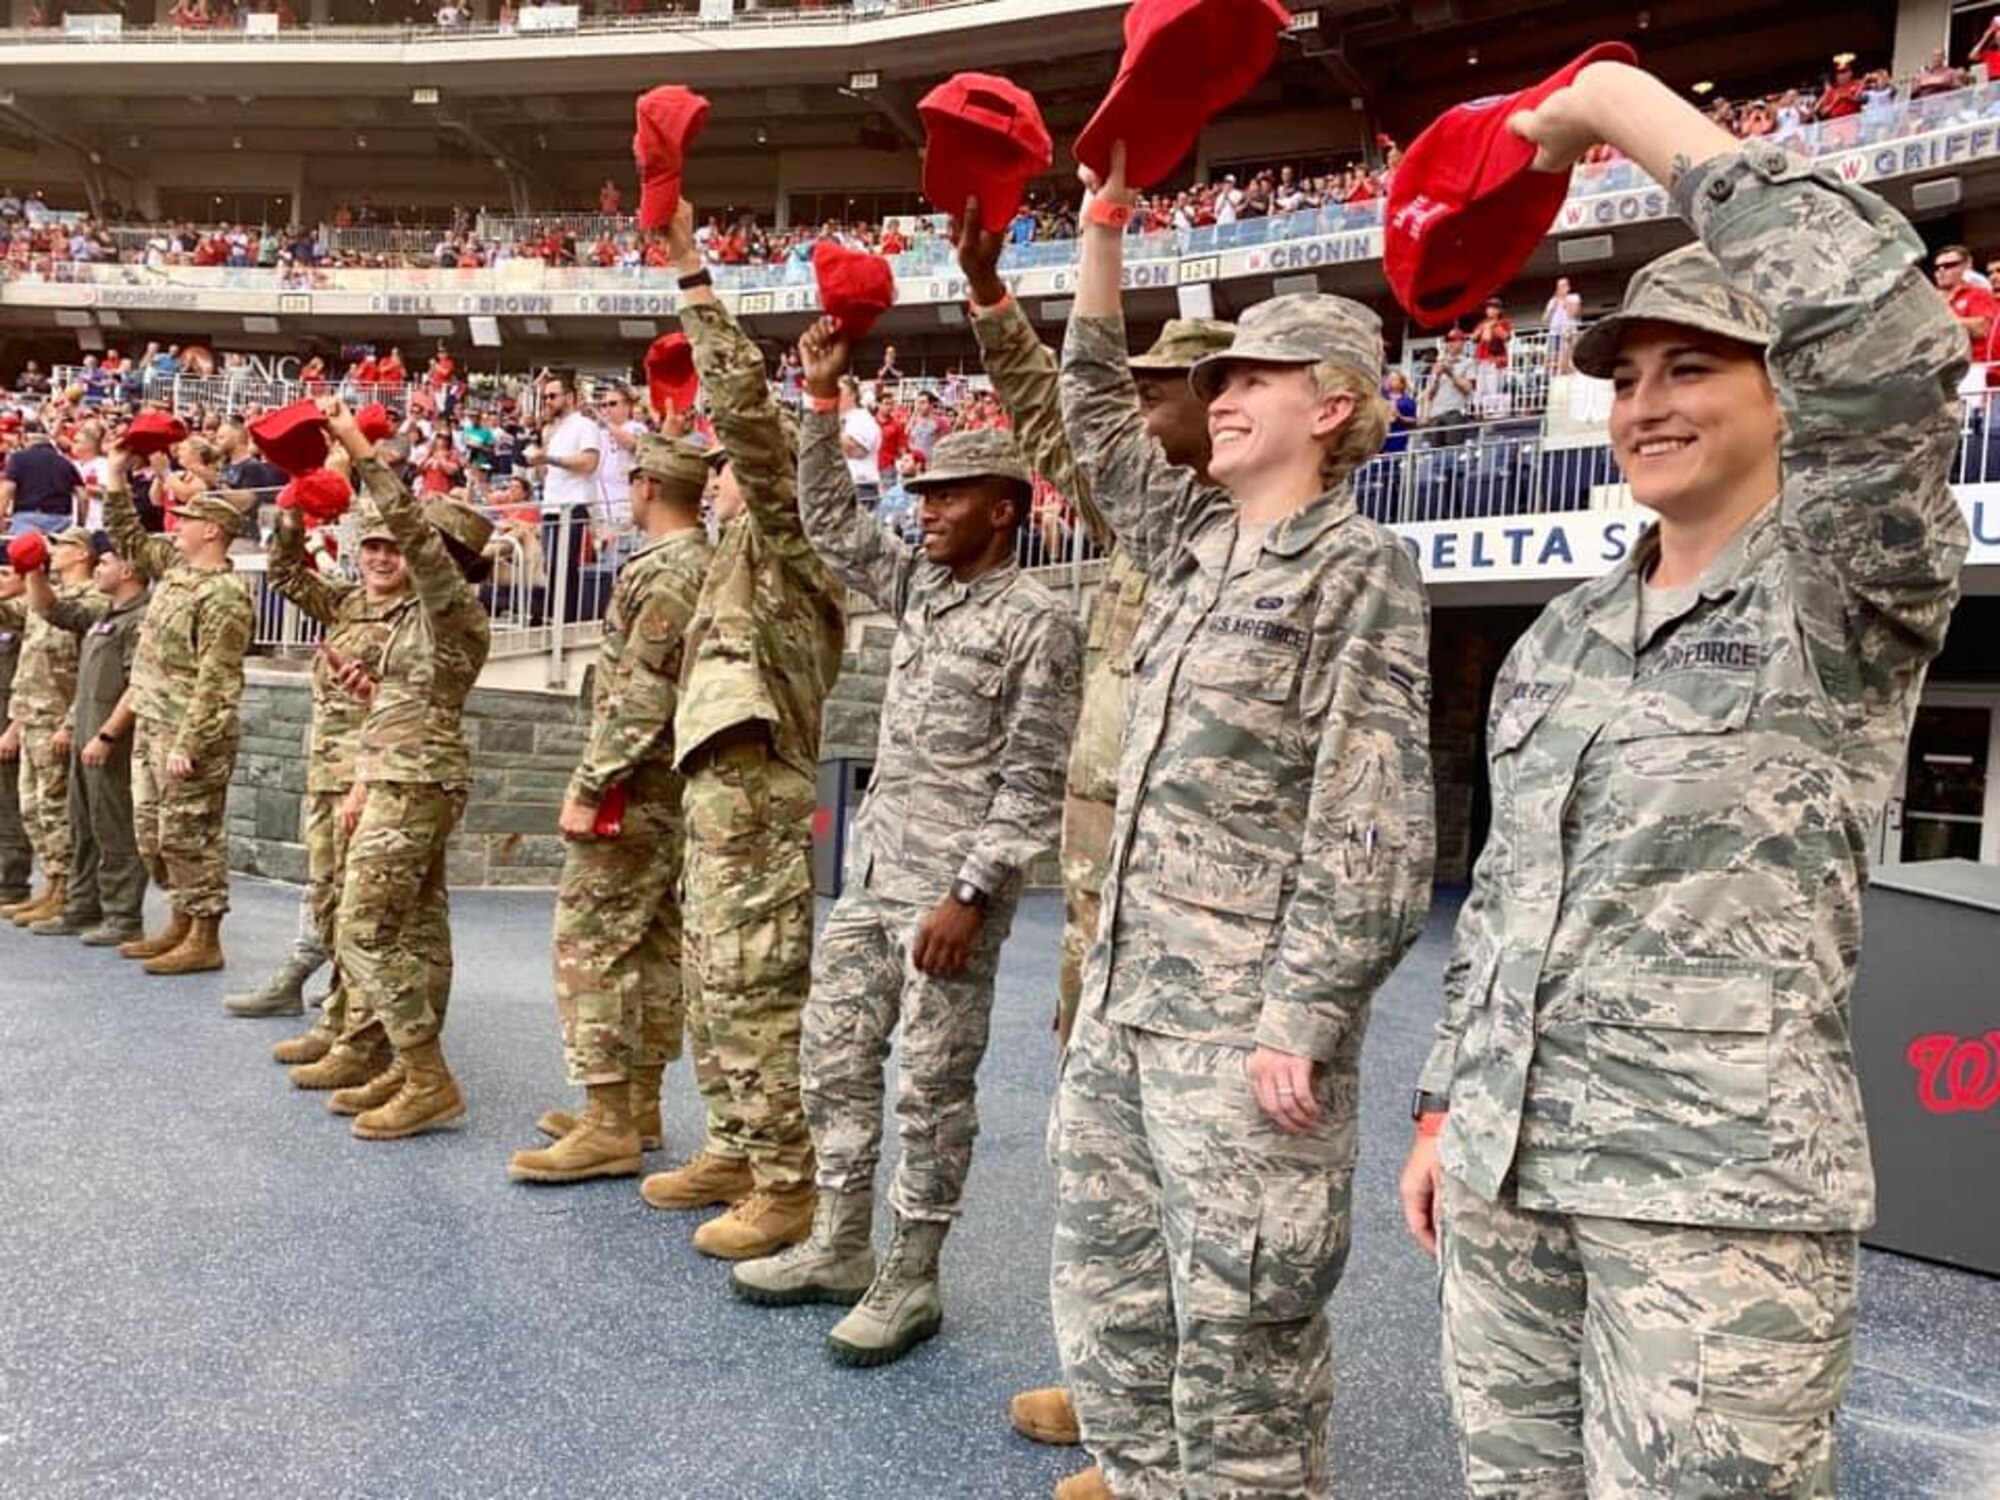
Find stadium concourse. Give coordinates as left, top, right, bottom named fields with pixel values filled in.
left=1, top=886, right=1997, bottom=1499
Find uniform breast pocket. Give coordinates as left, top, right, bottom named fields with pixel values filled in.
left=1581, top=962, right=1773, bottom=1166
left=923, top=657, right=1005, bottom=769
left=1179, top=644, right=1300, bottom=754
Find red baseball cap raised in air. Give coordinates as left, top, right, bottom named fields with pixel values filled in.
left=634, top=84, right=712, bottom=231
left=123, top=410, right=188, bottom=457
left=1384, top=41, right=1637, bottom=328
left=918, top=73, right=1053, bottom=234
left=1074, top=0, right=1290, bottom=190
left=250, top=398, right=330, bottom=477
left=813, top=242, right=897, bottom=343
left=644, top=332, right=699, bottom=416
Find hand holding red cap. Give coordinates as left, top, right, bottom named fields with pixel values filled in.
left=644, top=333, right=699, bottom=417
left=355, top=403, right=397, bottom=444
left=278, top=468, right=353, bottom=526
left=6, top=532, right=49, bottom=574
left=251, top=398, right=332, bottom=477
left=634, top=85, right=711, bottom=231
left=813, top=242, right=897, bottom=343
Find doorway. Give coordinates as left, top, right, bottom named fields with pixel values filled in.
left=1880, top=689, right=2000, bottom=868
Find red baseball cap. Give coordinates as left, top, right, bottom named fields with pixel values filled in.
left=633, top=85, right=711, bottom=231
left=123, top=410, right=189, bottom=457
left=280, top=468, right=354, bottom=526
left=1384, top=41, right=1637, bottom=328
left=644, top=332, right=699, bottom=416
left=918, top=73, right=1053, bottom=233
left=1074, top=0, right=1290, bottom=189
left=355, top=402, right=397, bottom=444
left=250, top=398, right=330, bottom=477
left=813, top=241, right=897, bottom=342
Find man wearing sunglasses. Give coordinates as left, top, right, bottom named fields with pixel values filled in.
left=1933, top=245, right=1995, bottom=368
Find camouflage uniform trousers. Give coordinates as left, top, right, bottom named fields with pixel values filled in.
left=683, top=739, right=817, bottom=1190
left=1051, top=1007, right=1357, bottom=1500
left=1056, top=791, right=1114, bottom=1046
left=0, top=742, right=29, bottom=895
left=132, top=718, right=238, bottom=918
left=17, top=720, right=71, bottom=879
left=335, top=782, right=465, bottom=1052
left=551, top=794, right=686, bottom=1085
left=800, top=878, right=1018, bottom=1222
left=301, top=789, right=348, bottom=1035
left=1438, top=1173, right=1857, bottom=1499
left=65, top=738, right=144, bottom=928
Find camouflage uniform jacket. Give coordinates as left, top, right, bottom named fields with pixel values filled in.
left=797, top=408, right=1082, bottom=905
left=1421, top=150, right=1970, bottom=1232
left=673, top=300, right=845, bottom=786
left=3, top=582, right=95, bottom=732
left=567, top=526, right=711, bottom=807
left=47, top=588, right=146, bottom=742
left=0, top=603, right=20, bottom=727
left=104, top=478, right=252, bottom=760
left=267, top=517, right=410, bottom=795
left=973, top=297, right=1147, bottom=857
left=351, top=458, right=492, bottom=788
left=1059, top=312, right=1435, bottom=1062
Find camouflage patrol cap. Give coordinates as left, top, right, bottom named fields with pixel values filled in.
left=50, top=525, right=93, bottom=551
left=905, top=427, right=1032, bottom=494
left=1128, top=317, right=1236, bottom=371
left=1189, top=292, right=1382, bottom=402
left=167, top=494, right=244, bottom=537
left=421, top=494, right=495, bottom=556
left=1571, top=243, right=1772, bottom=380
left=351, top=500, right=397, bottom=546
left=630, top=433, right=715, bottom=498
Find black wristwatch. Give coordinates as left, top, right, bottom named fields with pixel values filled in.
left=1410, top=1089, right=1449, bottom=1120
left=95, top=731, right=117, bottom=746
left=950, top=878, right=989, bottom=910
left=677, top=268, right=713, bottom=290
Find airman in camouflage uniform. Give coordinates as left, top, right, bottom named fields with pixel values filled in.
left=733, top=321, right=1081, bottom=1371
left=311, top=406, right=493, bottom=1142
left=636, top=268, right=846, bottom=1264
left=0, top=527, right=96, bottom=927
left=0, top=569, right=33, bottom=905
left=22, top=533, right=149, bottom=942
left=1410, top=107, right=1969, bottom=1498
left=506, top=435, right=711, bottom=1184
left=1051, top=283, right=1435, bottom=1499
left=101, top=484, right=254, bottom=975
left=260, top=495, right=409, bottom=1080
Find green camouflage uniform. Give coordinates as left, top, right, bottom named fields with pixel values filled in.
left=104, top=485, right=254, bottom=919
left=0, top=609, right=30, bottom=896
left=1422, top=147, right=1969, bottom=1497
left=553, top=507, right=710, bottom=1085
left=675, top=299, right=845, bottom=1191
left=268, top=510, right=408, bottom=1037
left=6, top=580, right=91, bottom=882
left=336, top=462, right=492, bottom=1053
left=45, top=587, right=148, bottom=930
left=1051, top=296, right=1436, bottom=1500
left=797, top=420, right=1080, bottom=1224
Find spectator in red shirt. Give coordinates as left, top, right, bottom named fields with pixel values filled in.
left=1933, top=243, right=1995, bottom=368
left=377, top=346, right=407, bottom=389
left=598, top=179, right=622, bottom=216
left=1472, top=297, right=1513, bottom=419
left=876, top=403, right=908, bottom=474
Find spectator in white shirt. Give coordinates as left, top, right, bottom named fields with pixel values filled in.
left=593, top=384, right=646, bottom=533
left=838, top=375, right=883, bottom=511
left=529, top=370, right=601, bottom=519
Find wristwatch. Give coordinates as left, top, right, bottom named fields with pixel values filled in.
left=1410, top=1089, right=1449, bottom=1120
left=95, top=731, right=117, bottom=746
left=950, top=878, right=989, bottom=910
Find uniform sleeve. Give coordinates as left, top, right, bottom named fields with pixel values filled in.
left=44, top=588, right=109, bottom=636
left=1058, top=312, right=1227, bottom=577
left=1676, top=148, right=1969, bottom=714
left=566, top=553, right=704, bottom=806
left=681, top=301, right=807, bottom=548
left=102, top=473, right=178, bottom=583
left=797, top=408, right=915, bottom=616
left=356, top=456, right=470, bottom=624
left=267, top=512, right=353, bottom=626
left=1254, top=542, right=1436, bottom=1063
left=173, top=582, right=252, bottom=762
left=972, top=298, right=1105, bottom=550
left=956, top=601, right=1083, bottom=896
left=0, top=599, right=23, bottom=631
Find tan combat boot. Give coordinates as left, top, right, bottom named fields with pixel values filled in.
left=289, top=1030, right=393, bottom=1090
left=508, top=1082, right=642, bottom=1182
left=692, top=1183, right=817, bottom=1261
left=143, top=915, right=225, bottom=976
left=327, top=1057, right=406, bottom=1117
left=640, top=1150, right=754, bottom=1211
left=537, top=1064, right=667, bottom=1150
left=352, top=1038, right=464, bottom=1140
left=10, top=877, right=66, bottom=926
left=272, top=1024, right=335, bottom=1067
left=0, top=886, right=41, bottom=919
left=731, top=1188, right=876, bottom=1307
left=1011, top=1386, right=1082, bottom=1446
left=119, top=909, right=191, bottom=961
left=826, top=1216, right=947, bottom=1367
left=1053, top=1468, right=1113, bottom=1500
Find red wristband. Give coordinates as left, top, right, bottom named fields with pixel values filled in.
left=806, top=394, right=839, bottom=414
left=1085, top=196, right=1134, bottom=230
left=1416, top=1111, right=1448, bottom=1139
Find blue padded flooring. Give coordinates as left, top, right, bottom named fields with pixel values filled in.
left=2, top=884, right=1995, bottom=1499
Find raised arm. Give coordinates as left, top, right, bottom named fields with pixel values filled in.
left=955, top=600, right=1083, bottom=897
left=325, top=401, right=470, bottom=624
left=100, top=449, right=178, bottom=583
left=794, top=316, right=916, bottom=615
left=1254, top=539, right=1435, bottom=1063
left=678, top=302, right=804, bottom=544
left=267, top=508, right=355, bottom=626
